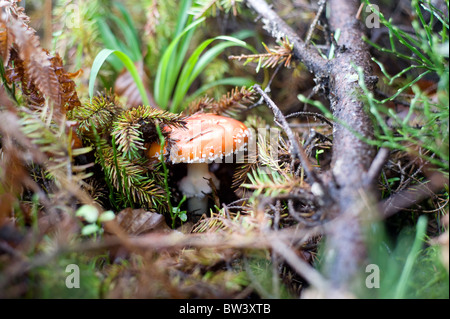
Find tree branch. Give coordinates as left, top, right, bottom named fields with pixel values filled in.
left=246, top=0, right=378, bottom=290
left=321, top=0, right=377, bottom=289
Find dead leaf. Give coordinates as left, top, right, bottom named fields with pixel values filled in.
left=116, top=208, right=170, bottom=236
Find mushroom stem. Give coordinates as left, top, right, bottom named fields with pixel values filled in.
left=187, top=163, right=210, bottom=179
left=187, top=196, right=209, bottom=215
left=179, top=163, right=213, bottom=215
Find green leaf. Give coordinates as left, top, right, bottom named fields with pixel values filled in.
left=89, top=49, right=149, bottom=105
left=82, top=224, right=101, bottom=236
left=76, top=205, right=99, bottom=223
left=179, top=212, right=187, bottom=222
left=99, top=210, right=116, bottom=222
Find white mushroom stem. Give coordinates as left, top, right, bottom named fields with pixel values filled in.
left=178, top=163, right=219, bottom=214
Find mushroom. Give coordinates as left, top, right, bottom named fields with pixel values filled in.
left=147, top=113, right=250, bottom=214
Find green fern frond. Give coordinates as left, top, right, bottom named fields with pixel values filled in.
left=112, top=105, right=185, bottom=160
left=68, top=93, right=122, bottom=139
left=125, top=105, right=185, bottom=126
left=243, top=167, right=297, bottom=198
left=100, top=145, right=166, bottom=210
left=112, top=111, right=144, bottom=161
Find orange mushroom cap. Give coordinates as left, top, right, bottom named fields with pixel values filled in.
left=147, top=113, right=250, bottom=164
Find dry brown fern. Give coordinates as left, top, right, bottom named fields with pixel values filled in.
left=49, top=52, right=82, bottom=112
left=6, top=46, right=45, bottom=107
left=10, top=18, right=61, bottom=107
left=1, top=1, right=81, bottom=115
left=0, top=1, right=30, bottom=24
left=0, top=20, right=13, bottom=66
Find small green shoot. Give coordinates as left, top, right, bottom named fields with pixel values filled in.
left=75, top=204, right=115, bottom=236
left=315, top=149, right=325, bottom=166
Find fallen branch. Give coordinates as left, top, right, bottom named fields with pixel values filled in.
left=246, top=0, right=378, bottom=289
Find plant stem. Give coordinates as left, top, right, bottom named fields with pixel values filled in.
left=154, top=122, right=175, bottom=227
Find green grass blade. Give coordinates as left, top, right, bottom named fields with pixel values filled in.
left=96, top=18, right=133, bottom=58
left=169, top=16, right=195, bottom=104
left=167, top=0, right=194, bottom=98
left=170, top=30, right=255, bottom=112
left=191, top=39, right=251, bottom=80
left=170, top=37, right=218, bottom=112
left=89, top=49, right=149, bottom=105
left=394, top=216, right=428, bottom=299
left=154, top=17, right=206, bottom=108
left=113, top=1, right=140, bottom=42
left=96, top=19, right=128, bottom=71
left=109, top=15, right=142, bottom=61
left=175, top=0, right=193, bottom=36
left=170, top=36, right=250, bottom=112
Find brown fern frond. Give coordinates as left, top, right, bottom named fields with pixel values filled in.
left=8, top=18, right=61, bottom=108
left=0, top=1, right=30, bottom=25
left=214, top=86, right=256, bottom=115
left=188, top=86, right=255, bottom=116
left=1, top=3, right=81, bottom=116
left=0, top=21, right=13, bottom=66
left=49, top=52, right=82, bottom=111
left=6, top=47, right=78, bottom=112
left=1, top=1, right=30, bottom=67
left=6, top=47, right=45, bottom=107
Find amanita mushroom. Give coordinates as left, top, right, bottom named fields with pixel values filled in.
left=147, top=113, right=250, bottom=214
